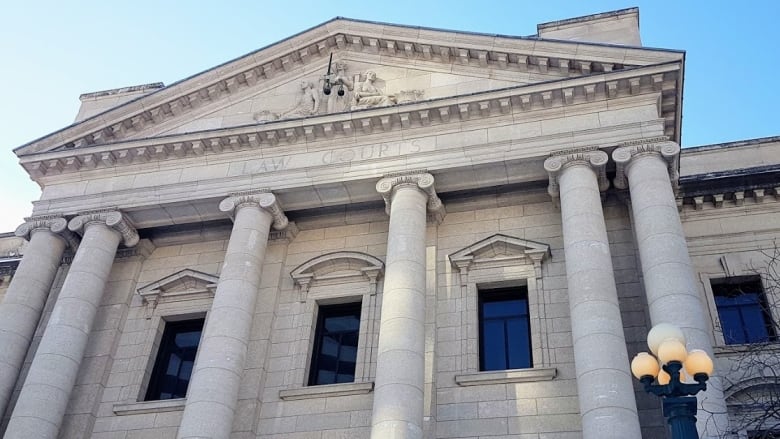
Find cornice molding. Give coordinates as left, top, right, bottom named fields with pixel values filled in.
left=15, top=19, right=682, bottom=158
left=21, top=63, right=680, bottom=179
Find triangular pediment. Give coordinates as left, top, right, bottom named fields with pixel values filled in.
left=14, top=17, right=683, bottom=158
left=137, top=269, right=219, bottom=306
left=145, top=56, right=537, bottom=138
left=449, top=234, right=550, bottom=270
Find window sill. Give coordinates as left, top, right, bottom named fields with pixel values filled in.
left=113, top=398, right=186, bottom=415
left=713, top=342, right=780, bottom=355
left=455, top=367, right=557, bottom=386
left=279, top=381, right=374, bottom=400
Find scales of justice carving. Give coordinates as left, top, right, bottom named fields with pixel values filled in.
left=253, top=55, right=424, bottom=123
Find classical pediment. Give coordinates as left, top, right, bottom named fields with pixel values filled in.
left=137, top=269, right=219, bottom=308
left=14, top=17, right=683, bottom=159
left=146, top=57, right=535, bottom=138
left=449, top=234, right=550, bottom=270
left=291, top=251, right=384, bottom=291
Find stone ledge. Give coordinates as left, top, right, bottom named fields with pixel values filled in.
left=279, top=381, right=374, bottom=400
left=713, top=343, right=780, bottom=356
left=112, top=398, right=186, bottom=415
left=455, top=367, right=557, bottom=386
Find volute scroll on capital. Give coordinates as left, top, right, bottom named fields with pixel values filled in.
left=219, top=190, right=289, bottom=230
left=612, top=138, right=681, bottom=190
left=67, top=209, right=140, bottom=247
left=376, top=172, right=446, bottom=222
left=14, top=215, right=80, bottom=250
left=544, top=148, right=610, bottom=200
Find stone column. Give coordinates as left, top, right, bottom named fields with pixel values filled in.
left=5, top=210, right=137, bottom=438
left=545, top=150, right=642, bottom=439
left=178, top=191, right=288, bottom=439
left=613, top=140, right=730, bottom=437
left=0, top=216, right=78, bottom=419
left=371, top=173, right=444, bottom=439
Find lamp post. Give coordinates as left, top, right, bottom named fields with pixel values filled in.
left=631, top=323, right=715, bottom=439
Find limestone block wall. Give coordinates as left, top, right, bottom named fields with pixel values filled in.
left=432, top=189, right=659, bottom=438
left=682, top=195, right=780, bottom=435
left=257, top=218, right=390, bottom=439
left=0, top=187, right=709, bottom=438
left=90, top=240, right=228, bottom=439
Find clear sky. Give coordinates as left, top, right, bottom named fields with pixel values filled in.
left=1, top=0, right=778, bottom=232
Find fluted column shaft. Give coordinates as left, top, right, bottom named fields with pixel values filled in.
left=0, top=217, right=76, bottom=419
left=371, top=174, right=443, bottom=439
left=5, top=211, right=137, bottom=438
left=545, top=151, right=642, bottom=439
left=613, top=142, right=729, bottom=437
left=178, top=191, right=286, bottom=439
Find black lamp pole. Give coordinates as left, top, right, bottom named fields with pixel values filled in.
left=639, top=361, right=709, bottom=439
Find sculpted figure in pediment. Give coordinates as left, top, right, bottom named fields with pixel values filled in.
left=325, top=61, right=354, bottom=114
left=352, top=71, right=396, bottom=109
left=281, top=80, right=321, bottom=118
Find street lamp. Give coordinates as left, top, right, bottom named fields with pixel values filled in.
left=631, top=323, right=715, bottom=439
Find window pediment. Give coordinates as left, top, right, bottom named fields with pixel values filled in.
left=291, top=251, right=384, bottom=296
left=137, top=269, right=219, bottom=309
left=449, top=234, right=550, bottom=272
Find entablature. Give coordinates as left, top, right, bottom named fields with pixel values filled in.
left=21, top=62, right=679, bottom=180
left=14, top=18, right=683, bottom=159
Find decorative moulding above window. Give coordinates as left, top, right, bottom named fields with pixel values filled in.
left=137, top=269, right=219, bottom=316
left=455, top=367, right=557, bottom=386
left=449, top=233, right=551, bottom=276
left=290, top=251, right=384, bottom=301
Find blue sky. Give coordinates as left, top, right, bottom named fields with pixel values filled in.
left=1, top=1, right=778, bottom=232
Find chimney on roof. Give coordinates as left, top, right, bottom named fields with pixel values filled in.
left=74, top=82, right=165, bottom=122
left=536, top=7, right=642, bottom=46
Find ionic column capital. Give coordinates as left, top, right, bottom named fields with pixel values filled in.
left=15, top=214, right=80, bottom=249
left=219, top=190, right=289, bottom=230
left=544, top=148, right=609, bottom=199
left=376, top=171, right=445, bottom=222
left=612, top=138, right=680, bottom=190
left=68, top=209, right=139, bottom=247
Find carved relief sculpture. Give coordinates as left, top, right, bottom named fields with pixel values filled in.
left=281, top=80, right=321, bottom=118
left=325, top=61, right=354, bottom=113
left=352, top=71, right=396, bottom=109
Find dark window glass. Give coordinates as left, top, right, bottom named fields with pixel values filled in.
left=712, top=278, right=776, bottom=345
left=749, top=431, right=780, bottom=439
left=309, top=302, right=361, bottom=386
left=479, top=287, right=532, bottom=371
left=145, top=319, right=204, bottom=401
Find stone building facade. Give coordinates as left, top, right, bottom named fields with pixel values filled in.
left=1, top=7, right=779, bottom=439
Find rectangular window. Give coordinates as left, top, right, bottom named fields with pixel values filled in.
left=479, top=287, right=532, bottom=371
left=712, top=277, right=776, bottom=345
left=749, top=431, right=779, bottom=439
left=309, top=302, right=361, bottom=386
left=145, top=318, right=204, bottom=401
